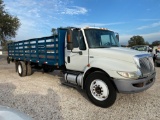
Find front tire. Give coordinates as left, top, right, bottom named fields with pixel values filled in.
left=86, top=71, right=117, bottom=108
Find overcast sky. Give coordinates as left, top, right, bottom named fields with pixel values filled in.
left=3, top=0, right=160, bottom=45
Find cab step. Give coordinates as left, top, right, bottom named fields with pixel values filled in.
left=62, top=82, right=78, bottom=89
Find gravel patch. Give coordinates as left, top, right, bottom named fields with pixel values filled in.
left=0, top=55, right=160, bottom=120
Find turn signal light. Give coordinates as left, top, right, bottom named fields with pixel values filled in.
left=67, top=34, right=71, bottom=42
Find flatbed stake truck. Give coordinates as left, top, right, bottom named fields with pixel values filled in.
left=7, top=27, right=156, bottom=108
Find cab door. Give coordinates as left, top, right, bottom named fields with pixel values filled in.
left=65, top=29, right=88, bottom=71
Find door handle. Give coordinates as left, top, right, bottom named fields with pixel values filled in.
left=67, top=56, right=70, bottom=63
left=71, top=50, right=83, bottom=55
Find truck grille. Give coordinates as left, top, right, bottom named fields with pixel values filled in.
left=139, top=57, right=154, bottom=77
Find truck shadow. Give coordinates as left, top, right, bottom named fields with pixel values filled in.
left=31, top=69, right=91, bottom=104
left=0, top=83, right=63, bottom=120
left=49, top=70, right=90, bottom=103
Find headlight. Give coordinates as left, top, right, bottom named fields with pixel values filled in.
left=117, top=69, right=142, bottom=79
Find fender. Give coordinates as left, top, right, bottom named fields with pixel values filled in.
left=82, top=58, right=138, bottom=89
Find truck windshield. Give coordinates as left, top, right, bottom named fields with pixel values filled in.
left=84, top=29, right=120, bottom=48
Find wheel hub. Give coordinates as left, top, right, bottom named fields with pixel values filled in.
left=90, top=79, right=109, bottom=101
left=95, top=86, right=102, bottom=94
left=18, top=65, right=22, bottom=74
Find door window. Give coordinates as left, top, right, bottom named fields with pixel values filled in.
left=71, top=30, right=86, bottom=50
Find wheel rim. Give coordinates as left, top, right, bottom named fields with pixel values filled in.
left=90, top=79, right=109, bottom=101
left=18, top=64, right=22, bottom=74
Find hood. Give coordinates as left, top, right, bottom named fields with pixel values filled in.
left=89, top=47, right=149, bottom=63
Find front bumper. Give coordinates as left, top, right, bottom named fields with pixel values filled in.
left=113, top=72, right=156, bottom=93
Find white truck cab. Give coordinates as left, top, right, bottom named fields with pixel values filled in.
left=64, top=27, right=156, bottom=107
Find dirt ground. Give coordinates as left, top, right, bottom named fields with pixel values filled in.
left=0, top=55, right=160, bottom=120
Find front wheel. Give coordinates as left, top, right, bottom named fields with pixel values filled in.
left=85, top=72, right=117, bottom=108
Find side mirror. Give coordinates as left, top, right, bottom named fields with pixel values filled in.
left=67, top=30, right=73, bottom=50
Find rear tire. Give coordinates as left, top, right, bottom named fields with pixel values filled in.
left=15, top=61, right=18, bottom=72
left=17, top=61, right=27, bottom=77
left=26, top=63, right=32, bottom=76
left=7, top=57, right=10, bottom=64
left=85, top=71, right=117, bottom=108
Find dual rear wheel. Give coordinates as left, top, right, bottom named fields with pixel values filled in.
left=16, top=61, right=32, bottom=77
left=16, top=61, right=54, bottom=77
